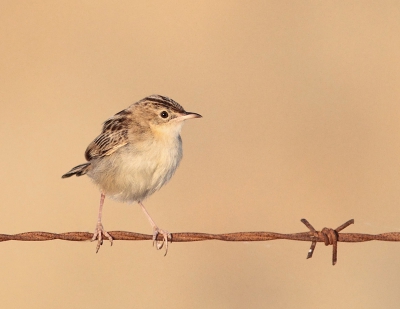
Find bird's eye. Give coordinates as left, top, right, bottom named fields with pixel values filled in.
left=160, top=111, right=169, bottom=118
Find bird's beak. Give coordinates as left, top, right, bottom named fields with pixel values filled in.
left=175, top=111, right=202, bottom=122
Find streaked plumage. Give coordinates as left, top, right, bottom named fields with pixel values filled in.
left=62, top=95, right=201, bottom=254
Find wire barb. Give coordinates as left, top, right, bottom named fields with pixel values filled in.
left=0, top=218, right=399, bottom=265
left=301, top=219, right=355, bottom=265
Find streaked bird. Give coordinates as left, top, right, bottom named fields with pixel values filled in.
left=62, top=95, right=201, bottom=254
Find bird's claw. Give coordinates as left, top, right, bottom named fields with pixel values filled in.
left=91, top=222, right=113, bottom=253
left=152, top=228, right=171, bottom=256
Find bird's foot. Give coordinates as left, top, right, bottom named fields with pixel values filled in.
left=152, top=227, right=171, bottom=256
left=91, top=222, right=113, bottom=253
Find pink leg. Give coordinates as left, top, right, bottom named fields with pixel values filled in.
left=91, top=192, right=113, bottom=253
left=139, top=201, right=171, bottom=255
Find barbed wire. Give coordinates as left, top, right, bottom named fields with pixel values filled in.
left=1, top=219, right=399, bottom=265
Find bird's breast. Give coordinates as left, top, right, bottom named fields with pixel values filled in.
left=88, top=136, right=183, bottom=203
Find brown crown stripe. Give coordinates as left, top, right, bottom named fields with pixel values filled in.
left=144, top=96, right=185, bottom=113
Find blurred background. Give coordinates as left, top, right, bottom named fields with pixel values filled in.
left=1, top=1, right=400, bottom=308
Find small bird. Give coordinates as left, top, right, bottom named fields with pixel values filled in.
left=62, top=95, right=201, bottom=254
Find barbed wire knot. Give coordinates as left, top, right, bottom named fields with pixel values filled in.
left=301, top=218, right=354, bottom=265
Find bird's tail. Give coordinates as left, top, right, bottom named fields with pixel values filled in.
left=62, top=163, right=91, bottom=178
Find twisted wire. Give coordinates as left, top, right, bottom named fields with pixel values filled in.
left=1, top=219, right=399, bottom=265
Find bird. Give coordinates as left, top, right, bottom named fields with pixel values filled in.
left=62, top=94, right=201, bottom=254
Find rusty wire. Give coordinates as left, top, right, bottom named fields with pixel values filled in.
left=1, top=219, right=399, bottom=265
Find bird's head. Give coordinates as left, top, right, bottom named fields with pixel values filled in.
left=136, top=95, right=202, bottom=139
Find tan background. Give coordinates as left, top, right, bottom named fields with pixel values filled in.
left=1, top=1, right=400, bottom=308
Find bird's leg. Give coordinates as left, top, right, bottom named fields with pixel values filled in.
left=139, top=201, right=171, bottom=255
left=91, top=192, right=113, bottom=253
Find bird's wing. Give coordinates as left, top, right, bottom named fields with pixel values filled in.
left=84, top=108, right=132, bottom=161
left=85, top=129, right=129, bottom=161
